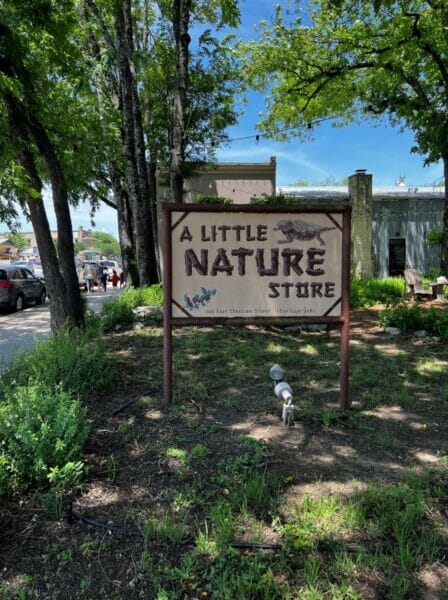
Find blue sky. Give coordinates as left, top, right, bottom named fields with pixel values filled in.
left=15, top=0, right=445, bottom=237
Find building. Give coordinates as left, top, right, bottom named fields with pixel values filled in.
left=279, top=171, right=445, bottom=278
left=0, top=238, right=18, bottom=261
left=158, top=157, right=277, bottom=204
left=0, top=227, right=98, bottom=256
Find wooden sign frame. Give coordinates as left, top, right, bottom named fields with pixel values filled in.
left=163, top=204, right=351, bottom=409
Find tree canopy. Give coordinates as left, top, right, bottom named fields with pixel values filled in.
left=241, top=0, right=448, bottom=268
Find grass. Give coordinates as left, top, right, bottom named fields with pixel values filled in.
left=2, top=294, right=448, bottom=598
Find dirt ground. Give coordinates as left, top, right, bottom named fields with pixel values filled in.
left=1, top=306, right=448, bottom=599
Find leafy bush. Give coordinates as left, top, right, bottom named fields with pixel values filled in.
left=379, top=302, right=448, bottom=339
left=350, top=276, right=406, bottom=307
left=426, top=228, right=443, bottom=247
left=0, top=383, right=89, bottom=495
left=0, top=322, right=110, bottom=401
left=101, top=284, right=163, bottom=329
left=196, top=194, right=232, bottom=205
left=249, top=193, right=297, bottom=205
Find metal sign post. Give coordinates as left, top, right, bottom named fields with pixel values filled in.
left=163, top=204, right=351, bottom=409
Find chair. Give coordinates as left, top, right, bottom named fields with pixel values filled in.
left=404, top=269, right=433, bottom=300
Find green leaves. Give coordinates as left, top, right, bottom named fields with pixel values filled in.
left=240, top=0, right=448, bottom=163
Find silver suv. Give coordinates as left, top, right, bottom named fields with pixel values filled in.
left=0, top=266, right=47, bottom=311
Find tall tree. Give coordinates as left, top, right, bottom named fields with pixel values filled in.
left=242, top=0, right=448, bottom=270
left=169, top=0, right=240, bottom=202
left=83, top=0, right=241, bottom=277
left=83, top=0, right=158, bottom=286
left=0, top=5, right=85, bottom=327
left=170, top=0, right=191, bottom=203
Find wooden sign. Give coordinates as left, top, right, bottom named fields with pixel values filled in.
left=163, top=205, right=351, bottom=407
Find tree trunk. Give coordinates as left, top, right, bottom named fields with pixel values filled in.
left=170, top=0, right=191, bottom=203
left=20, top=154, right=73, bottom=332
left=442, top=156, right=448, bottom=272
left=148, top=158, right=161, bottom=280
left=28, top=119, right=84, bottom=326
left=116, top=0, right=158, bottom=286
left=109, top=161, right=139, bottom=286
left=5, top=93, right=82, bottom=330
left=123, top=0, right=158, bottom=284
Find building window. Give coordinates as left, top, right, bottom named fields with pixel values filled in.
left=388, top=238, right=406, bottom=276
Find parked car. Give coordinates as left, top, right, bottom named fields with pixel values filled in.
left=0, top=265, right=47, bottom=311
left=11, top=261, right=44, bottom=279
left=10, top=261, right=31, bottom=268
left=29, top=262, right=44, bottom=279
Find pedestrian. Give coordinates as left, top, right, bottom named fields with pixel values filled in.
left=90, top=263, right=99, bottom=292
left=98, top=264, right=108, bottom=292
left=83, top=262, right=96, bottom=292
left=111, top=269, right=120, bottom=290
left=119, top=270, right=125, bottom=288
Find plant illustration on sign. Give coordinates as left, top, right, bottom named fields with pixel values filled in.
left=274, top=220, right=336, bottom=246
left=184, top=287, right=217, bottom=310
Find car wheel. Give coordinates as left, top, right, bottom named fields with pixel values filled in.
left=14, top=294, right=24, bottom=312
left=37, top=289, right=46, bottom=305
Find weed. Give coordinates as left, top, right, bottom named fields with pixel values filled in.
left=142, top=513, right=187, bottom=544
left=42, top=489, right=64, bottom=518
left=80, top=540, right=104, bottom=557
left=50, top=544, right=73, bottom=569
left=188, top=443, right=210, bottom=462
left=210, top=502, right=234, bottom=546
left=302, top=554, right=321, bottom=587
left=79, top=576, right=91, bottom=595
left=195, top=520, right=219, bottom=556
left=106, top=456, right=119, bottom=482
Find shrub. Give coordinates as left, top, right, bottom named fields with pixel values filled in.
left=0, top=382, right=89, bottom=495
left=0, top=322, right=110, bottom=401
left=196, top=194, right=232, bottom=205
left=379, top=302, right=448, bottom=339
left=249, top=193, right=297, bottom=205
left=101, top=284, right=163, bottom=329
left=350, top=276, right=405, bottom=308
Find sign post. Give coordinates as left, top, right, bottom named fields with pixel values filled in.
left=163, top=205, right=351, bottom=408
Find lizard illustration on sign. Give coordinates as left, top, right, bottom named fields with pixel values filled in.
left=274, top=220, right=336, bottom=246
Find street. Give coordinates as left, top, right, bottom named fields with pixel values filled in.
left=0, top=287, right=120, bottom=368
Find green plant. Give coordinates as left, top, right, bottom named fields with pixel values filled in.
left=47, top=460, right=85, bottom=490
left=106, top=456, right=119, bottom=482
left=0, top=322, right=110, bottom=402
left=250, top=193, right=298, bottom=205
left=188, top=444, right=210, bottom=462
left=50, top=544, right=73, bottom=569
left=196, top=194, right=233, bottom=205
left=142, top=514, right=187, bottom=544
left=426, top=228, right=443, bottom=247
left=379, top=302, right=448, bottom=339
left=101, top=284, right=163, bottom=329
left=210, top=502, right=234, bottom=546
left=350, top=276, right=405, bottom=308
left=0, top=383, right=89, bottom=495
left=302, top=554, right=321, bottom=587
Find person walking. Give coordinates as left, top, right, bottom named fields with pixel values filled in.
left=98, top=263, right=108, bottom=292
left=84, top=262, right=98, bottom=292
left=111, top=269, right=120, bottom=290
